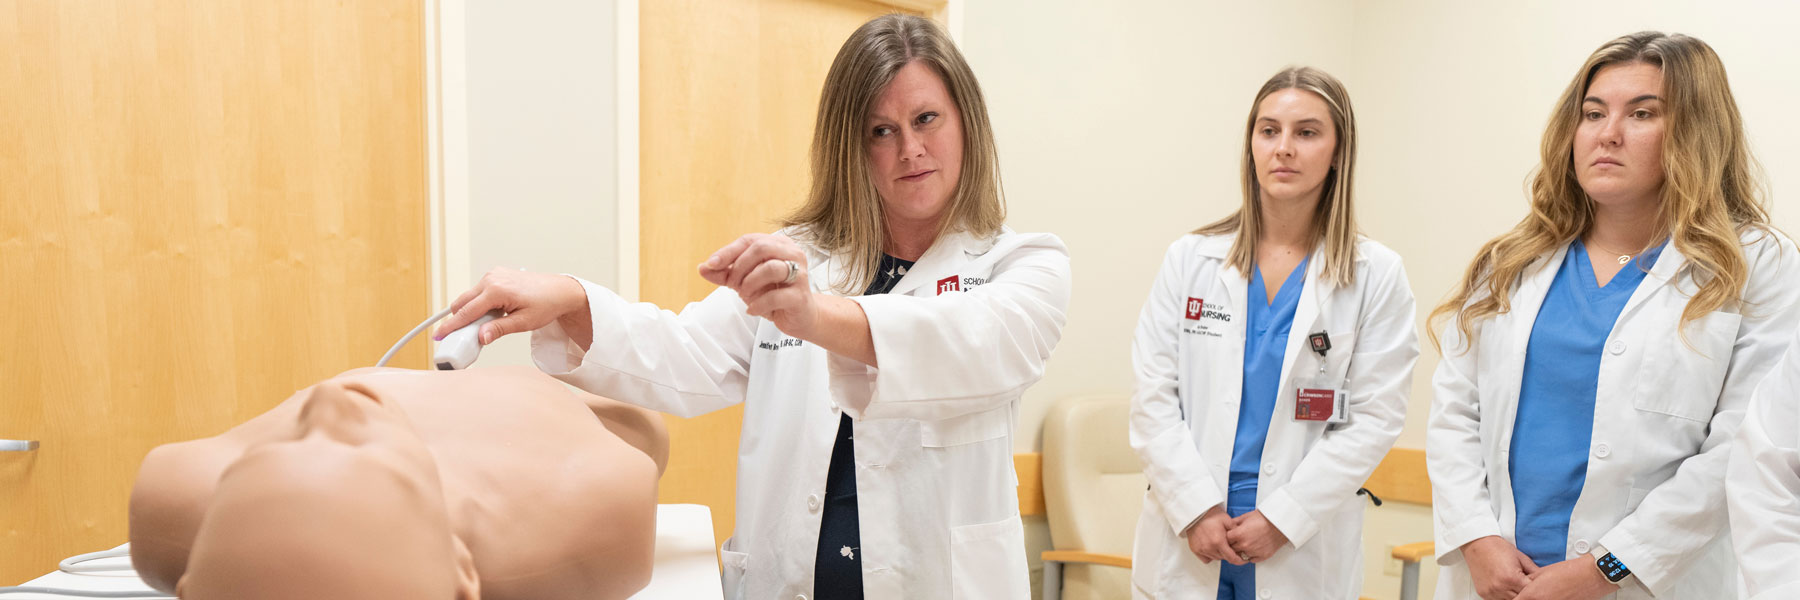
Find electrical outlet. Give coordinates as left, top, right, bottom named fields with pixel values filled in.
left=1383, top=544, right=1402, bottom=576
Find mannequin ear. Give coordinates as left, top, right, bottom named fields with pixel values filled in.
left=451, top=535, right=481, bottom=600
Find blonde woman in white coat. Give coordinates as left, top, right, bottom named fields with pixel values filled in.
left=432, top=15, right=1070, bottom=600
left=1129, top=66, right=1419, bottom=600
left=1427, top=32, right=1800, bottom=600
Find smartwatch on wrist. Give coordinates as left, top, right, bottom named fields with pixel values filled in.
left=1595, top=552, right=1631, bottom=584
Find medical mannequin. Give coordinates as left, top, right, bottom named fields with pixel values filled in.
left=128, top=366, right=668, bottom=600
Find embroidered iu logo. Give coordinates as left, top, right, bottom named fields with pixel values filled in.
left=938, top=275, right=961, bottom=295
left=1184, top=297, right=1205, bottom=320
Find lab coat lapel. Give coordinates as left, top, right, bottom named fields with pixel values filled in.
left=1615, top=238, right=1684, bottom=323
left=885, top=230, right=993, bottom=297
left=1199, top=237, right=1248, bottom=465
left=810, top=244, right=843, bottom=294
left=1492, top=245, right=1567, bottom=447
left=1276, top=249, right=1330, bottom=401
left=1511, top=246, right=1568, bottom=349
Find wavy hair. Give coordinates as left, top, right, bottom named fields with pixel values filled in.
left=1431, top=31, right=1767, bottom=347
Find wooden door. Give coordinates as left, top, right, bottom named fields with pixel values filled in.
left=640, top=0, right=942, bottom=547
left=0, top=0, right=428, bottom=583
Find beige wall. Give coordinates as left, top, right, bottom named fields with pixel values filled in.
left=963, top=1, right=1800, bottom=598
left=442, top=0, right=624, bottom=367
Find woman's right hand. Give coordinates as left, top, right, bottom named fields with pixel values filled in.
left=1462, top=535, right=1538, bottom=600
left=1184, top=505, right=1247, bottom=566
left=433, top=267, right=592, bottom=348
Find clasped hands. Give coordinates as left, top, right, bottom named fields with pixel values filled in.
left=1185, top=506, right=1290, bottom=566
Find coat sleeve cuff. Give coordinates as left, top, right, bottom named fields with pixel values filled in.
left=1435, top=515, right=1502, bottom=564
left=1600, top=527, right=1671, bottom=595
left=1259, top=487, right=1321, bottom=548
left=1161, top=481, right=1223, bottom=536
left=529, top=276, right=604, bottom=374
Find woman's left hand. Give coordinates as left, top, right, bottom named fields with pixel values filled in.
left=699, top=233, right=819, bottom=338
left=1515, top=555, right=1619, bottom=600
left=1224, top=510, right=1290, bottom=563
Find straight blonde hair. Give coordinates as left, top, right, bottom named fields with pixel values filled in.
left=1431, top=32, right=1768, bottom=347
left=783, top=14, right=1005, bottom=294
left=1197, top=66, right=1361, bottom=286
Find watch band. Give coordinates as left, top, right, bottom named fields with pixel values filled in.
left=1595, top=552, right=1631, bottom=583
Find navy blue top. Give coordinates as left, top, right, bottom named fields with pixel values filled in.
left=1227, top=256, right=1309, bottom=501
left=814, top=254, right=914, bottom=599
left=1509, top=239, right=1663, bottom=567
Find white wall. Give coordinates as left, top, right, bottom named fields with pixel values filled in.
left=964, top=1, right=1800, bottom=598
left=442, top=0, right=623, bottom=367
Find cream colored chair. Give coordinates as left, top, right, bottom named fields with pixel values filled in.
left=1041, top=395, right=1144, bottom=600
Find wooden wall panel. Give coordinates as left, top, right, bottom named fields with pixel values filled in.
left=0, top=0, right=427, bottom=583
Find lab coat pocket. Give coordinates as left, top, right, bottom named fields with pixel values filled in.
left=950, top=514, right=1029, bottom=599
left=919, top=404, right=1011, bottom=447
left=1636, top=310, right=1741, bottom=423
left=719, top=537, right=749, bottom=600
left=1129, top=497, right=1170, bottom=596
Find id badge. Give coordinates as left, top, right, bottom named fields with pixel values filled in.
left=1294, top=386, right=1348, bottom=423
left=1294, top=331, right=1348, bottom=423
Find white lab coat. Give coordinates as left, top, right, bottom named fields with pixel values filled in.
left=1428, top=229, right=1800, bottom=599
left=1128, top=233, right=1419, bottom=599
left=1728, top=325, right=1800, bottom=600
left=529, top=227, right=1070, bottom=600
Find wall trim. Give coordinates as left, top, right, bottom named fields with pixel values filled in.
left=617, top=0, right=640, bottom=302
left=424, top=0, right=471, bottom=312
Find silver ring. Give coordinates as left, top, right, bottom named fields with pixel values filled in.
left=1239, top=553, right=1252, bottom=562
left=782, top=260, right=799, bottom=284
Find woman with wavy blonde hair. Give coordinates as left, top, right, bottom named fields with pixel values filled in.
left=1128, top=66, right=1419, bottom=599
left=1427, top=31, right=1800, bottom=600
left=432, top=14, right=1070, bottom=599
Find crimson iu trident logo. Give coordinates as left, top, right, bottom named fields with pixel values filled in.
left=937, top=275, right=961, bottom=295
left=1185, top=297, right=1205, bottom=320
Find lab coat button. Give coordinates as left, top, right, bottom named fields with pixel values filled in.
left=1259, top=589, right=1272, bottom=599
left=1608, top=340, right=1626, bottom=355
left=1262, top=463, right=1275, bottom=475
left=807, top=494, right=821, bottom=512
left=1574, top=539, right=1591, bottom=554
left=1594, top=443, right=1611, bottom=458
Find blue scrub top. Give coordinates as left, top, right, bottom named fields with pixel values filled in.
left=1227, top=255, right=1310, bottom=503
left=1509, top=238, right=1663, bottom=567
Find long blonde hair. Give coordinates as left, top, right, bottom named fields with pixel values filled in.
left=1431, top=32, right=1768, bottom=347
left=1197, top=66, right=1361, bottom=286
left=782, top=14, right=1005, bottom=293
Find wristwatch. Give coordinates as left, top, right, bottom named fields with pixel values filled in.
left=1595, top=552, right=1631, bottom=583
